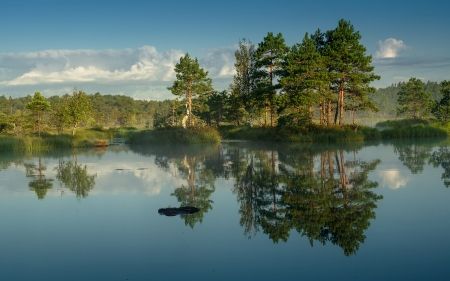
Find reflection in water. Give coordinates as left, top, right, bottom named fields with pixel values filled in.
left=430, top=146, right=450, bottom=188
left=55, top=155, right=97, bottom=200
left=131, top=143, right=384, bottom=254
left=393, top=141, right=434, bottom=174
left=132, top=144, right=219, bottom=229
left=25, top=157, right=53, bottom=200
left=3, top=139, right=450, bottom=257
left=232, top=144, right=382, bottom=256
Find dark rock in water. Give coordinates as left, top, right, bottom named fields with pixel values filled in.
left=158, top=206, right=200, bottom=216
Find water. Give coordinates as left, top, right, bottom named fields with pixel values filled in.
left=1, top=139, right=450, bottom=280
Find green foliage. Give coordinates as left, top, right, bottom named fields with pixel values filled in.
left=0, top=135, right=72, bottom=152
left=63, top=90, right=93, bottom=135
left=381, top=123, right=447, bottom=138
left=324, top=19, right=380, bottom=125
left=231, top=38, right=259, bottom=127
left=432, top=80, right=450, bottom=122
left=280, top=32, right=324, bottom=116
left=26, top=92, right=51, bottom=136
left=197, top=90, right=229, bottom=127
left=167, top=53, right=213, bottom=127
left=397, top=78, right=432, bottom=119
left=255, top=32, right=289, bottom=127
left=128, top=126, right=221, bottom=144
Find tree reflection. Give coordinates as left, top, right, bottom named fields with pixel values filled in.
left=25, top=157, right=53, bottom=200
left=430, top=146, right=450, bottom=187
left=131, top=142, right=383, bottom=254
left=393, top=141, right=433, bottom=174
left=171, top=155, right=215, bottom=228
left=131, top=144, right=219, bottom=229
left=233, top=144, right=382, bottom=256
left=55, top=155, right=97, bottom=200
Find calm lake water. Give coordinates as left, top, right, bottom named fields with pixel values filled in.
left=1, top=139, right=450, bottom=280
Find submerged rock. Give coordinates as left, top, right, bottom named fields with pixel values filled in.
left=158, top=206, right=200, bottom=216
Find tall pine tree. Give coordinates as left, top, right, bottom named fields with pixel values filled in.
left=255, top=32, right=289, bottom=126
left=324, top=19, right=380, bottom=125
left=168, top=53, right=213, bottom=127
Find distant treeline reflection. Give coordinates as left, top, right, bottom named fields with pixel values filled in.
left=3, top=139, right=450, bottom=255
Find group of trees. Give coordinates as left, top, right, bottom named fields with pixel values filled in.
left=0, top=89, right=184, bottom=136
left=390, top=78, right=450, bottom=122
left=168, top=19, right=380, bottom=128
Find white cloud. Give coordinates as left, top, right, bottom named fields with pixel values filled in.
left=378, top=169, right=410, bottom=189
left=374, top=38, right=410, bottom=59
left=0, top=46, right=184, bottom=86
left=199, top=45, right=237, bottom=77
left=0, top=45, right=237, bottom=99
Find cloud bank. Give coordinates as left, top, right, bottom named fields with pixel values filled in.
left=374, top=38, right=410, bottom=59
left=0, top=46, right=236, bottom=100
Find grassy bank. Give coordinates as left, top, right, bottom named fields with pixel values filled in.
left=219, top=124, right=381, bottom=143
left=1, top=120, right=449, bottom=152
left=376, top=119, right=449, bottom=138
left=127, top=126, right=221, bottom=144
left=219, top=119, right=450, bottom=142
left=0, top=127, right=135, bottom=152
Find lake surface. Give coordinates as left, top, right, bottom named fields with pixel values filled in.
left=1, top=139, right=450, bottom=280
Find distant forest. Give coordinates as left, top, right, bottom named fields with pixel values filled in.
left=369, top=81, right=442, bottom=118
left=0, top=92, right=173, bottom=130
left=0, top=80, right=444, bottom=131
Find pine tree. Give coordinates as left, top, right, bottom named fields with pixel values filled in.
left=255, top=32, right=289, bottom=126
left=168, top=53, right=213, bottom=128
left=432, top=80, right=450, bottom=122
left=324, top=19, right=380, bottom=125
left=280, top=32, right=326, bottom=125
left=397, top=78, right=432, bottom=119
left=25, top=92, right=51, bottom=136
left=231, top=38, right=258, bottom=127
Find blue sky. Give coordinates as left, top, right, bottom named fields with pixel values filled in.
left=1, top=0, right=449, bottom=100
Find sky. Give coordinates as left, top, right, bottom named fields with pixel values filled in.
left=1, top=0, right=449, bottom=100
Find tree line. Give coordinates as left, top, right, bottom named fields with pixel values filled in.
left=1, top=18, right=450, bottom=136
left=0, top=88, right=181, bottom=136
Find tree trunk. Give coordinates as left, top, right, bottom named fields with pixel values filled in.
left=265, top=106, right=268, bottom=126
left=72, top=122, right=77, bottom=136
left=37, top=110, right=41, bottom=137
left=334, top=100, right=339, bottom=124
left=339, top=74, right=345, bottom=125
left=248, top=107, right=253, bottom=128
left=188, top=93, right=193, bottom=127
left=319, top=98, right=324, bottom=125
left=327, top=99, right=332, bottom=126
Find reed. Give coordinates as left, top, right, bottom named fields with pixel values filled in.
left=219, top=124, right=380, bottom=143
left=0, top=135, right=73, bottom=152
left=381, top=123, right=448, bottom=138
left=128, top=126, right=221, bottom=144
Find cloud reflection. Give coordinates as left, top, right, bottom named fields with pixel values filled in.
left=378, top=169, right=411, bottom=190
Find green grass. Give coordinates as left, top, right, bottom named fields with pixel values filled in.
left=376, top=119, right=449, bottom=138
left=219, top=124, right=380, bottom=143
left=128, top=126, right=221, bottom=144
left=0, top=135, right=72, bottom=152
